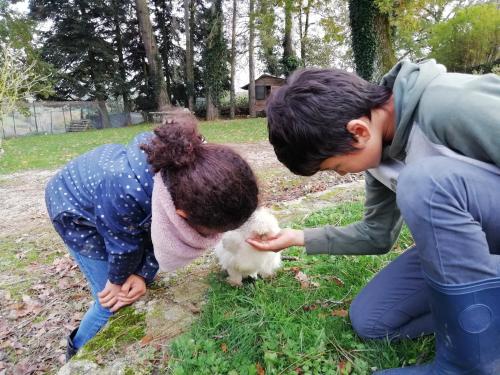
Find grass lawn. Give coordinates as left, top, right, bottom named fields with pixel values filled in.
left=167, top=201, right=434, bottom=375
left=0, top=118, right=267, bottom=174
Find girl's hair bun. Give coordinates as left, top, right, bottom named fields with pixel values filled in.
left=141, top=112, right=203, bottom=172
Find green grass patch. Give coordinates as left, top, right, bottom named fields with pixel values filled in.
left=167, top=201, right=433, bottom=374
left=0, top=118, right=267, bottom=174
left=76, top=306, right=146, bottom=362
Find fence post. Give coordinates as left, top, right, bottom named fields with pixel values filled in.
left=1, top=118, right=5, bottom=139
left=62, top=107, right=67, bottom=132
left=32, top=102, right=39, bottom=133
left=50, top=111, right=53, bottom=134
left=12, top=113, right=16, bottom=137
left=69, top=106, right=73, bottom=122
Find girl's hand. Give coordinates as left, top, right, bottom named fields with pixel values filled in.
left=98, top=280, right=124, bottom=310
left=118, top=274, right=147, bottom=305
left=246, top=229, right=305, bottom=252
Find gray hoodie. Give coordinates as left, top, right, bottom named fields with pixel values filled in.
left=304, top=60, right=500, bottom=256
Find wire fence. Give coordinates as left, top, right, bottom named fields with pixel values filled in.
left=1, top=101, right=144, bottom=139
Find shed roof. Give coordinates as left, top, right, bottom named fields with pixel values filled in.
left=241, top=74, right=285, bottom=90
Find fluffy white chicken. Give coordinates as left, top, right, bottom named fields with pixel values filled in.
left=214, top=208, right=282, bottom=286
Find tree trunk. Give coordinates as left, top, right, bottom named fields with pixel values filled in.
left=184, top=0, right=194, bottom=111
left=154, top=0, right=172, bottom=98
left=134, top=0, right=171, bottom=109
left=97, top=100, right=111, bottom=129
left=112, top=0, right=131, bottom=125
left=206, top=89, right=218, bottom=121
left=374, top=9, right=396, bottom=79
left=299, top=0, right=311, bottom=66
left=229, top=0, right=237, bottom=119
left=248, top=0, right=256, bottom=118
left=283, top=0, right=294, bottom=60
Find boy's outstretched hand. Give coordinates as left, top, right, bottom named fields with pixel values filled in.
left=246, top=228, right=305, bottom=252
left=98, top=275, right=146, bottom=313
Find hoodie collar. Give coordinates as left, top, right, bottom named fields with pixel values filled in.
left=381, top=59, right=446, bottom=160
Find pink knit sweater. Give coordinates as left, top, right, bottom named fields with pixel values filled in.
left=151, top=173, right=222, bottom=272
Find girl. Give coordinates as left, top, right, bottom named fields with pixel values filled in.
left=45, top=113, right=258, bottom=360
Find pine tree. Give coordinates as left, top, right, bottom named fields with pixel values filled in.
left=30, top=0, right=117, bottom=127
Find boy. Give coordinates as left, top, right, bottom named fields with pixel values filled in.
left=247, top=60, right=500, bottom=373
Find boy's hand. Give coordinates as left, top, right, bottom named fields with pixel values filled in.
left=98, top=280, right=124, bottom=311
left=246, top=229, right=305, bottom=252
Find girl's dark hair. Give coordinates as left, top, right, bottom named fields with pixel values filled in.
left=266, top=68, right=392, bottom=176
left=141, top=113, right=258, bottom=231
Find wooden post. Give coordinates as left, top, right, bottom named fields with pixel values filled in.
left=62, top=107, right=67, bottom=132
left=12, top=113, right=16, bottom=136
left=50, top=111, right=53, bottom=134
left=32, top=102, right=39, bottom=133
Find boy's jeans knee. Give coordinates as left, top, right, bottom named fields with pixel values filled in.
left=350, top=247, right=433, bottom=340
left=396, top=156, right=500, bottom=284
left=68, top=248, right=112, bottom=349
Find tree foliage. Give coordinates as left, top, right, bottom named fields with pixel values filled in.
left=429, top=3, right=500, bottom=72
left=30, top=0, right=118, bottom=102
left=255, top=0, right=281, bottom=76
left=0, top=44, right=52, bottom=153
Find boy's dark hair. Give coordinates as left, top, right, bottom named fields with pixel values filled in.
left=266, top=68, right=392, bottom=176
left=141, top=113, right=258, bottom=231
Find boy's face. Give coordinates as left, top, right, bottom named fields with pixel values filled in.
left=319, top=116, right=383, bottom=175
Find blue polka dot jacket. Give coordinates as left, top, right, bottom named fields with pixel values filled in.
left=45, top=132, right=159, bottom=285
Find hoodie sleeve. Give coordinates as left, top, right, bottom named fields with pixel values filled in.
left=304, top=172, right=404, bottom=255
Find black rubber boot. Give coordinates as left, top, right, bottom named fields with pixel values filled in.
left=66, top=327, right=79, bottom=362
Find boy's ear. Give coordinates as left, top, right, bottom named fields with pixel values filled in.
left=346, top=118, right=371, bottom=148
left=176, top=209, right=189, bottom=219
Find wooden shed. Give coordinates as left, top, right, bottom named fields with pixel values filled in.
left=241, top=74, right=285, bottom=113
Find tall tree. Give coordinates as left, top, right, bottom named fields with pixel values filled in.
left=111, top=0, right=132, bottom=124
left=303, top=0, right=352, bottom=69
left=280, top=0, right=300, bottom=76
left=229, top=0, right=237, bottom=119
left=298, top=0, right=311, bottom=66
left=373, top=9, right=396, bottom=79
left=184, top=0, right=195, bottom=111
left=349, top=0, right=377, bottom=80
left=0, top=46, right=51, bottom=154
left=153, top=0, right=185, bottom=105
left=134, top=0, right=170, bottom=109
left=248, top=0, right=256, bottom=117
left=30, top=0, right=117, bottom=127
left=255, top=0, right=280, bottom=75
left=202, top=0, right=229, bottom=120
left=429, top=3, right=500, bottom=73
left=0, top=0, right=53, bottom=94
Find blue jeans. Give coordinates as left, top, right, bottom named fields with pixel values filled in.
left=350, top=157, right=500, bottom=340
left=68, top=248, right=113, bottom=349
